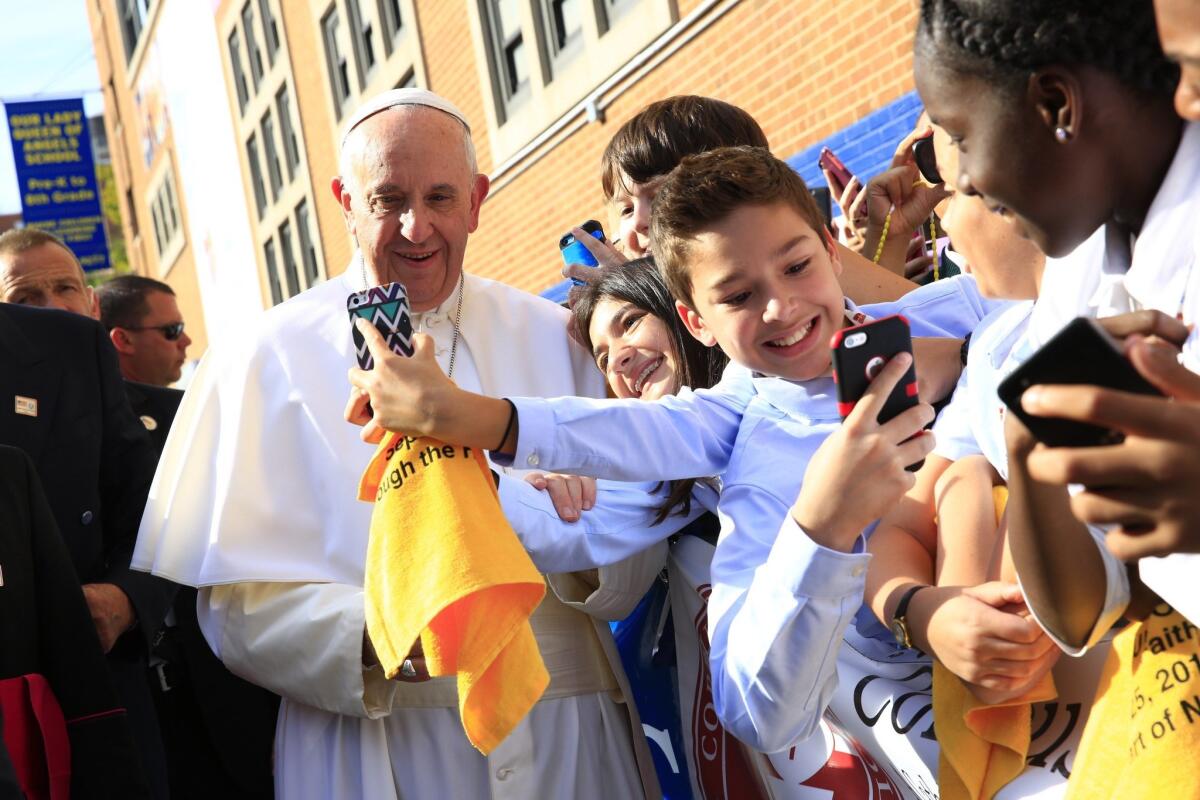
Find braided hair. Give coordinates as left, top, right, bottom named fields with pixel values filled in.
left=916, top=0, right=1178, bottom=96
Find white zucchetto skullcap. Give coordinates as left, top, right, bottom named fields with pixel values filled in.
left=339, top=88, right=471, bottom=152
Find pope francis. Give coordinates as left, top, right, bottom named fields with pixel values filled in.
left=132, top=90, right=662, bottom=799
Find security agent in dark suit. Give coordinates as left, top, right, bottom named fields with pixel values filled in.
left=0, top=444, right=150, bottom=798
left=0, top=300, right=174, bottom=798
left=100, top=275, right=279, bottom=799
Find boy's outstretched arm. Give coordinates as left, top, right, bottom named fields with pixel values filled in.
left=347, top=318, right=753, bottom=481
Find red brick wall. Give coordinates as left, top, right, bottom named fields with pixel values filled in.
left=416, top=0, right=919, bottom=293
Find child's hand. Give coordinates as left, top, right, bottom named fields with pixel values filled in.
left=561, top=227, right=629, bottom=284
left=911, top=582, right=1059, bottom=703
left=346, top=321, right=458, bottom=442
left=1021, top=337, right=1200, bottom=560
left=791, top=352, right=935, bottom=551
left=524, top=472, right=597, bottom=522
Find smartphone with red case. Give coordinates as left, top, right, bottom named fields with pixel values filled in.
left=831, top=315, right=923, bottom=470
left=347, top=282, right=414, bottom=370
left=818, top=146, right=857, bottom=202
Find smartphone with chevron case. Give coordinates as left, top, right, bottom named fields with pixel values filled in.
left=347, top=282, right=414, bottom=370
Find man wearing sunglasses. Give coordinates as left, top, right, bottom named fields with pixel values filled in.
left=97, top=276, right=192, bottom=390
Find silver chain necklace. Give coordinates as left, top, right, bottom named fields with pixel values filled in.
left=362, top=256, right=465, bottom=378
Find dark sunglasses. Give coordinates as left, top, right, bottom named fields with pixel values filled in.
left=912, top=135, right=943, bottom=185
left=127, top=322, right=186, bottom=341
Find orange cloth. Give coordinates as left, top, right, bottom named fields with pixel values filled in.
left=358, top=431, right=548, bottom=754
left=935, top=485, right=1057, bottom=800
left=934, top=661, right=1057, bottom=800
left=1065, top=605, right=1200, bottom=799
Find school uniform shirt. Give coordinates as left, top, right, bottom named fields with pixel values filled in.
left=132, top=264, right=662, bottom=800
left=1031, top=120, right=1200, bottom=628
left=499, top=276, right=989, bottom=753
left=931, top=299, right=1130, bottom=656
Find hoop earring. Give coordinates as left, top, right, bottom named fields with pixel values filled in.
left=1055, top=126, right=1072, bottom=143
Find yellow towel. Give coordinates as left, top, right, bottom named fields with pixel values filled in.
left=935, top=485, right=1057, bottom=800
left=358, top=431, right=549, bottom=754
left=1065, top=605, right=1200, bottom=799
left=935, top=660, right=1057, bottom=800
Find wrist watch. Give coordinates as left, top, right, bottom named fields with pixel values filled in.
left=890, top=584, right=929, bottom=650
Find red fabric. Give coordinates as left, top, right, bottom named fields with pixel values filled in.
left=0, top=674, right=71, bottom=800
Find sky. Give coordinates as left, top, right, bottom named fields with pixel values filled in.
left=0, top=1, right=105, bottom=215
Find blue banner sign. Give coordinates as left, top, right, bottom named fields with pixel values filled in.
left=5, top=98, right=110, bottom=271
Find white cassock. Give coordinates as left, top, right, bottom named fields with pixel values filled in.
left=133, top=265, right=663, bottom=800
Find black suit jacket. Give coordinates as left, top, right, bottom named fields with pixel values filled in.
left=0, top=445, right=150, bottom=798
left=125, top=379, right=279, bottom=796
left=124, top=381, right=182, bottom=454
left=0, top=304, right=173, bottom=648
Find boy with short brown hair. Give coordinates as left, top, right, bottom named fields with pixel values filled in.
left=348, top=146, right=987, bottom=751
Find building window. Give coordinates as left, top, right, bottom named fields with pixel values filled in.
left=124, top=187, right=139, bottom=238
left=246, top=133, right=268, bottom=218
left=264, top=238, right=283, bottom=305
left=275, top=86, right=301, bottom=182
left=322, top=6, right=353, bottom=118
left=257, top=0, right=281, bottom=66
left=599, top=0, right=638, bottom=30
left=118, top=0, right=150, bottom=61
left=482, top=0, right=530, bottom=121
left=227, top=30, right=250, bottom=114
left=149, top=168, right=183, bottom=262
left=345, top=0, right=377, bottom=89
left=242, top=2, right=266, bottom=92
left=397, top=69, right=417, bottom=89
left=377, top=0, right=403, bottom=52
left=295, top=199, right=319, bottom=286
left=538, top=0, right=583, bottom=73
left=277, top=219, right=301, bottom=297
left=261, top=109, right=285, bottom=197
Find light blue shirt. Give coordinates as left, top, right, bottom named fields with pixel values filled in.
left=497, top=276, right=989, bottom=752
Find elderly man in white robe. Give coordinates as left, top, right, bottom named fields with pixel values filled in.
left=132, top=89, right=662, bottom=800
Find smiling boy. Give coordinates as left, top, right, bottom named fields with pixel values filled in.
left=348, top=146, right=988, bottom=751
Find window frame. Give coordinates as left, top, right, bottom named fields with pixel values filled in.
left=275, top=85, right=301, bottom=183
left=227, top=28, right=251, bottom=114
left=321, top=5, right=354, bottom=119
left=260, top=108, right=285, bottom=198
left=245, top=132, right=269, bottom=219
left=345, top=0, right=379, bottom=91
left=257, top=0, right=281, bottom=66
left=241, top=1, right=266, bottom=92
left=480, top=0, right=532, bottom=124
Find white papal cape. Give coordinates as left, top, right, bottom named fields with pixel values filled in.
left=133, top=267, right=663, bottom=800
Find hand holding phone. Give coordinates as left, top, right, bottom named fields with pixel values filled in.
left=347, top=282, right=414, bottom=370
left=560, top=220, right=606, bottom=286
left=831, top=315, right=925, bottom=471
left=998, top=317, right=1164, bottom=448
left=819, top=147, right=856, bottom=201
left=793, top=346, right=934, bottom=550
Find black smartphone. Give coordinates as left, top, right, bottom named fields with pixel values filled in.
left=912, top=133, right=942, bottom=185
left=809, top=186, right=833, bottom=232
left=347, top=282, right=414, bottom=370
left=831, top=315, right=924, bottom=471
left=560, top=220, right=606, bottom=286
left=998, top=316, right=1164, bottom=448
